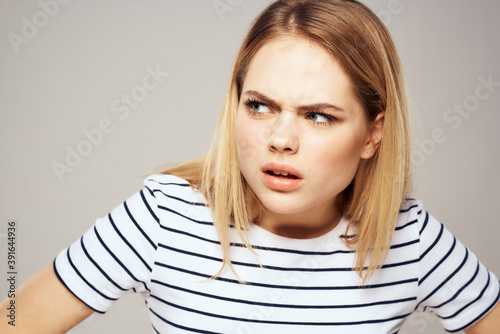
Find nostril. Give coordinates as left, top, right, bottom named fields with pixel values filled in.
left=267, top=130, right=299, bottom=154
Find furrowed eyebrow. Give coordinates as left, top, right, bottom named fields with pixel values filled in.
left=244, top=91, right=281, bottom=111
left=243, top=90, right=345, bottom=113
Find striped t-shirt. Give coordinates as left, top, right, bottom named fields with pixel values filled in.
left=54, top=174, right=500, bottom=333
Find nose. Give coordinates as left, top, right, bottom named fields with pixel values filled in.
left=267, top=114, right=299, bottom=154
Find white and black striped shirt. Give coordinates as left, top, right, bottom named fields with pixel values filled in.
left=54, top=174, right=500, bottom=333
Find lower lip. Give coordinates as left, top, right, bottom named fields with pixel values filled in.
left=262, top=172, right=303, bottom=191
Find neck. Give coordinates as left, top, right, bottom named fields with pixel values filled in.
left=254, top=196, right=344, bottom=239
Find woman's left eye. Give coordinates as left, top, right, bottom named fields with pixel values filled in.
left=307, top=112, right=334, bottom=124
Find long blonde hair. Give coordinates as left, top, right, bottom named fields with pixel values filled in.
left=162, top=0, right=412, bottom=283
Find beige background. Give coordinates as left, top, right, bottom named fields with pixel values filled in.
left=1, top=0, right=499, bottom=333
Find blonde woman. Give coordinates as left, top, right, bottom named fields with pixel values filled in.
left=2, top=0, right=498, bottom=333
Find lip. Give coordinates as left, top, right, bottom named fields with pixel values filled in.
left=261, top=162, right=303, bottom=191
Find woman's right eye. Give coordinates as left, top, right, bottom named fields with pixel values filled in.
left=244, top=100, right=270, bottom=115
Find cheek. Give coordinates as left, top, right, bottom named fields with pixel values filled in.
left=236, top=113, right=270, bottom=163
left=309, top=129, right=366, bottom=179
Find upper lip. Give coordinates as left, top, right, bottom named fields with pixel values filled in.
left=261, top=162, right=303, bottom=179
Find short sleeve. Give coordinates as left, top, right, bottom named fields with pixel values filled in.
left=415, top=209, right=500, bottom=332
left=53, top=178, right=161, bottom=313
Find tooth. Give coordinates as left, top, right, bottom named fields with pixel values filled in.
left=271, top=171, right=290, bottom=176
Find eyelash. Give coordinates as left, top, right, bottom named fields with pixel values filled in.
left=243, top=98, right=337, bottom=126
left=243, top=98, right=267, bottom=116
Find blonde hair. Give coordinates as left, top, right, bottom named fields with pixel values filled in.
left=162, top=0, right=412, bottom=283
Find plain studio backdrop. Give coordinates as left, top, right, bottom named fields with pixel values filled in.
left=1, top=0, right=499, bottom=333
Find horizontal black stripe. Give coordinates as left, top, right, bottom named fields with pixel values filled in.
left=149, top=307, right=221, bottom=334
left=162, top=226, right=220, bottom=244
left=390, top=239, right=419, bottom=249
left=160, top=243, right=355, bottom=272
left=160, top=243, right=419, bottom=272
left=395, top=219, right=418, bottom=231
left=399, top=204, right=418, bottom=213
left=147, top=179, right=191, bottom=187
left=164, top=226, right=417, bottom=260
left=152, top=279, right=417, bottom=309
left=151, top=188, right=208, bottom=206
left=162, top=226, right=355, bottom=256
left=158, top=206, right=213, bottom=226
left=155, top=262, right=418, bottom=290
left=382, top=258, right=420, bottom=269
left=151, top=293, right=411, bottom=326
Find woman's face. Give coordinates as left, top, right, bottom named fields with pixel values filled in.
left=235, top=36, right=382, bottom=238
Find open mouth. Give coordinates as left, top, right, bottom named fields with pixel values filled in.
left=265, top=170, right=300, bottom=179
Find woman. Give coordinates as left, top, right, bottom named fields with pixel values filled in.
left=2, top=0, right=498, bottom=333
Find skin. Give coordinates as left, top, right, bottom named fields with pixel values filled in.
left=0, top=35, right=497, bottom=334
left=0, top=263, right=93, bottom=333
left=464, top=304, right=500, bottom=333
left=236, top=36, right=383, bottom=239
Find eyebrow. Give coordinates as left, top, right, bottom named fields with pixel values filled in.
left=243, top=90, right=346, bottom=113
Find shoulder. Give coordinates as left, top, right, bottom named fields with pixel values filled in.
left=143, top=174, right=207, bottom=205
left=144, top=173, right=192, bottom=189
left=394, top=199, right=462, bottom=260
left=143, top=174, right=212, bottom=226
left=395, top=198, right=425, bottom=232
left=391, top=198, right=439, bottom=249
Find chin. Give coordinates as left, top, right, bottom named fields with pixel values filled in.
left=260, top=199, right=307, bottom=215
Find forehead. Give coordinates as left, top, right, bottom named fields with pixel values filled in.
left=242, top=36, right=356, bottom=106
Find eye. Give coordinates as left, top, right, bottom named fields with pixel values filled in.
left=244, top=99, right=271, bottom=115
left=306, top=111, right=335, bottom=125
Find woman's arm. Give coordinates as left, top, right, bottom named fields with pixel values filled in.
left=464, top=302, right=500, bottom=334
left=0, top=263, right=94, bottom=334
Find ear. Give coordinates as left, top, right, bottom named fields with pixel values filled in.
left=360, top=111, right=385, bottom=159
